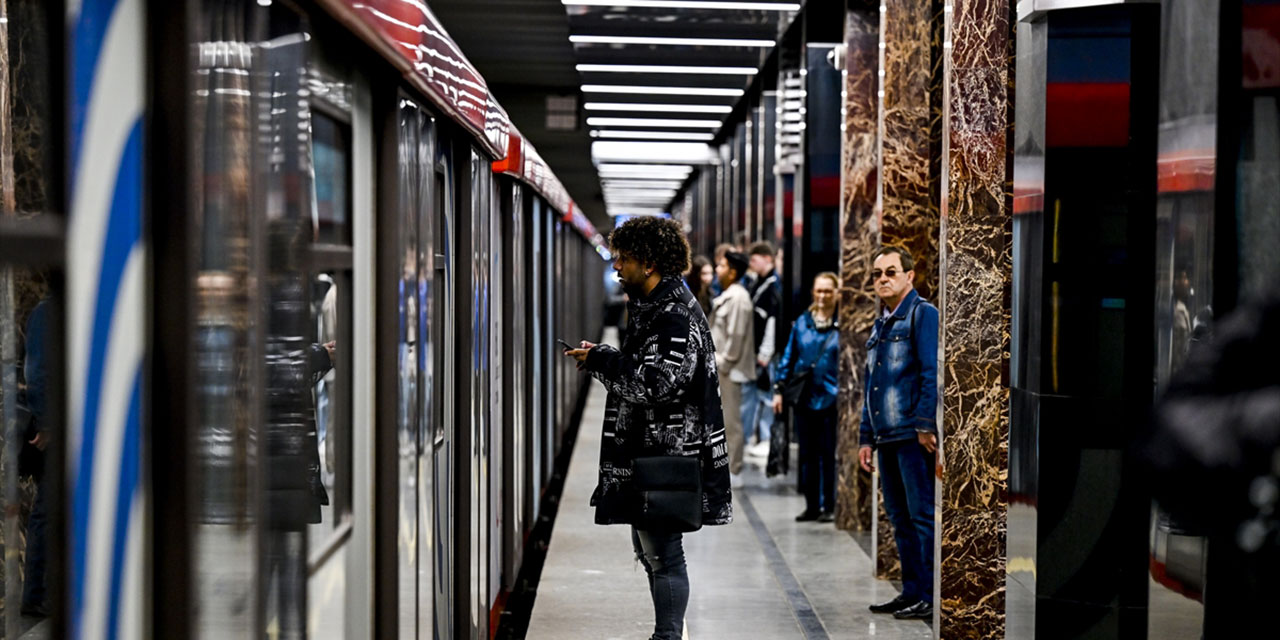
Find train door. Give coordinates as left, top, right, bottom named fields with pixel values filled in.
left=500, top=181, right=527, bottom=602
left=386, top=95, right=439, bottom=639
left=431, top=134, right=456, bottom=640
left=487, top=168, right=505, bottom=626
left=466, top=149, right=491, bottom=639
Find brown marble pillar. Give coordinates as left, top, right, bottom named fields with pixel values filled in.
left=875, top=0, right=944, bottom=579
left=835, top=8, right=879, bottom=534
left=937, top=0, right=1014, bottom=636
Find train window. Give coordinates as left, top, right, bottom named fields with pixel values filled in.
left=312, top=111, right=352, bottom=246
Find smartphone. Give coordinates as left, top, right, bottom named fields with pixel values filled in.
left=556, top=338, right=576, bottom=352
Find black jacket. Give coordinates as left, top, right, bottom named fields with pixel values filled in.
left=584, top=276, right=733, bottom=526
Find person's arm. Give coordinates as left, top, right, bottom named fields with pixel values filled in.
left=583, top=312, right=698, bottom=406
left=912, top=304, right=940, bottom=433
left=23, top=301, right=49, bottom=420
left=773, top=320, right=798, bottom=390
left=757, top=316, right=777, bottom=364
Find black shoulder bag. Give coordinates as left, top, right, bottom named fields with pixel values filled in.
left=780, top=328, right=837, bottom=407
left=631, top=455, right=703, bottom=532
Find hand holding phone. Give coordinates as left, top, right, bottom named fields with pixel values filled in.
left=556, top=338, right=576, bottom=352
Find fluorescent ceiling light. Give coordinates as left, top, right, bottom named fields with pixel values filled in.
left=577, top=64, right=758, bottom=75
left=587, top=117, right=721, bottom=128
left=592, top=130, right=716, bottom=141
left=563, top=1, right=800, bottom=10
left=598, top=163, right=692, bottom=172
left=602, top=180, right=686, bottom=189
left=570, top=35, right=774, bottom=47
left=604, top=190, right=679, bottom=198
left=585, top=102, right=732, bottom=114
left=582, top=85, right=744, bottom=97
left=593, top=141, right=717, bottom=164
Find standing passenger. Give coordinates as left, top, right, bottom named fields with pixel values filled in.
left=685, top=254, right=714, bottom=317
left=772, top=273, right=841, bottom=522
left=744, top=242, right=781, bottom=457
left=711, top=251, right=755, bottom=486
left=563, top=216, right=732, bottom=640
left=859, top=246, right=939, bottom=620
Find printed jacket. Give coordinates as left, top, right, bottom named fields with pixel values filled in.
left=774, top=311, right=841, bottom=411
left=859, top=289, right=940, bottom=448
left=584, top=276, right=733, bottom=527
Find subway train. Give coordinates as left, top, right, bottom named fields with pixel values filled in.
left=0, top=0, right=608, bottom=637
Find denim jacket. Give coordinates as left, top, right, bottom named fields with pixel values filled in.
left=774, top=311, right=840, bottom=411
left=859, top=289, right=939, bottom=448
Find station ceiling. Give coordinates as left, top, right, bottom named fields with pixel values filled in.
left=428, top=0, right=798, bottom=224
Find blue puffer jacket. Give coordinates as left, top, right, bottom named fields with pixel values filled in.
left=859, top=289, right=939, bottom=448
left=774, top=311, right=841, bottom=411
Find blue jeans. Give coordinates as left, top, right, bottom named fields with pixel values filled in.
left=631, top=527, right=688, bottom=640
left=739, top=366, right=774, bottom=444
left=878, top=439, right=935, bottom=604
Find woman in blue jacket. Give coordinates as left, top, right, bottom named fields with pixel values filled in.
left=773, top=272, right=841, bottom=522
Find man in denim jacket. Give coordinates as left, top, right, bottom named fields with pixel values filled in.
left=858, top=246, right=939, bottom=621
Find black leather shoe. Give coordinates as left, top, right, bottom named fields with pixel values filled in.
left=868, top=594, right=916, bottom=614
left=817, top=511, right=835, bottom=523
left=893, top=600, right=933, bottom=620
left=795, top=510, right=820, bottom=522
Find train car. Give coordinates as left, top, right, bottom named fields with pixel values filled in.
left=0, top=0, right=608, bottom=637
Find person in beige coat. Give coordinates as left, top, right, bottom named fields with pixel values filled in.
left=710, top=251, right=756, bottom=482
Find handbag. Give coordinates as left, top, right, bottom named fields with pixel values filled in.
left=631, top=455, right=703, bottom=532
left=780, top=328, right=837, bottom=407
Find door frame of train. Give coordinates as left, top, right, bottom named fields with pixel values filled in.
left=344, top=63, right=376, bottom=640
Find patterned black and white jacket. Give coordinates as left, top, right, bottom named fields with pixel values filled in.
left=584, top=276, right=733, bottom=527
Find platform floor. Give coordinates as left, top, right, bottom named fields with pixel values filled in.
left=527, top=368, right=933, bottom=640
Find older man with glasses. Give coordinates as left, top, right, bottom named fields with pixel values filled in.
left=858, top=245, right=939, bottom=621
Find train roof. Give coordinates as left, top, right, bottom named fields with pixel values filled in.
left=315, top=0, right=605, bottom=251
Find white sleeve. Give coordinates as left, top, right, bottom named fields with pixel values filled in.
left=758, top=316, right=777, bottom=363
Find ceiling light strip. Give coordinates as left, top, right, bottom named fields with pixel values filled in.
left=587, top=117, right=721, bottom=128
left=562, top=0, right=800, bottom=10
left=581, top=84, right=744, bottom=97
left=590, top=130, right=715, bottom=141
left=585, top=102, right=733, bottom=114
left=570, top=35, right=774, bottom=47
left=577, top=64, right=758, bottom=75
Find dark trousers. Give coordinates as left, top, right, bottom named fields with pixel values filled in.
left=878, top=438, right=935, bottom=604
left=797, top=406, right=837, bottom=514
left=631, top=527, right=688, bottom=640
left=23, top=477, right=48, bottom=608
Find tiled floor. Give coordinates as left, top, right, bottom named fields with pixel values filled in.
left=527, top=371, right=933, bottom=640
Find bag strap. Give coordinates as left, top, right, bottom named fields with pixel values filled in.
left=806, top=323, right=838, bottom=373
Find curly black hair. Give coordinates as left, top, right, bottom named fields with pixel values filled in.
left=608, top=216, right=691, bottom=278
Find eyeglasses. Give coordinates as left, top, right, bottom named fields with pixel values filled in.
left=870, top=268, right=903, bottom=280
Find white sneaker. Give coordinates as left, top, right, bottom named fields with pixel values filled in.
left=729, top=473, right=744, bottom=489
left=748, top=442, right=770, bottom=458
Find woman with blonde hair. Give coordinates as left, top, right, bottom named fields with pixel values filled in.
left=773, top=272, right=841, bottom=522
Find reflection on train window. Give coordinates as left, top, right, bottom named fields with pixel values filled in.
left=310, top=270, right=352, bottom=531
left=312, top=112, right=352, bottom=246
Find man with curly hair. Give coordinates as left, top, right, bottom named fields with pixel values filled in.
left=564, top=215, right=731, bottom=640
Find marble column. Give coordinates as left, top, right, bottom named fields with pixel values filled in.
left=936, top=0, right=1014, bottom=636
left=874, top=0, right=944, bottom=579
left=836, top=9, right=880, bottom=534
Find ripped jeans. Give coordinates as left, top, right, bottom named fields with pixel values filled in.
left=631, top=526, right=688, bottom=640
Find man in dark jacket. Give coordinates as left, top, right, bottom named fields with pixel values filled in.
left=744, top=242, right=781, bottom=457
left=565, top=216, right=731, bottom=640
left=858, top=246, right=939, bottom=621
